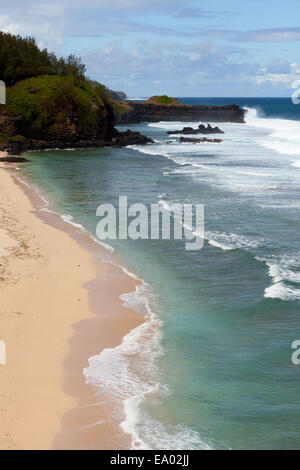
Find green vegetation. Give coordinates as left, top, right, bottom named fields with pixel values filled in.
left=156, top=95, right=173, bottom=104
left=0, top=32, right=86, bottom=85
left=10, top=134, right=26, bottom=141
left=0, top=32, right=116, bottom=142
left=112, top=102, right=130, bottom=119
left=6, top=75, right=109, bottom=136
left=0, top=133, right=8, bottom=143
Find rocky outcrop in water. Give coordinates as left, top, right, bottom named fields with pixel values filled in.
left=168, top=124, right=224, bottom=135
left=111, top=129, right=153, bottom=147
left=179, top=137, right=222, bottom=143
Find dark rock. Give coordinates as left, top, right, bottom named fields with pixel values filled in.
left=179, top=137, right=222, bottom=143
left=168, top=124, right=224, bottom=135
left=116, top=101, right=245, bottom=124
left=0, top=113, right=152, bottom=154
left=0, top=130, right=153, bottom=155
left=112, top=129, right=154, bottom=147
left=0, top=156, right=31, bottom=162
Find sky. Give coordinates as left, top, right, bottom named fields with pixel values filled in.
left=0, top=0, right=300, bottom=96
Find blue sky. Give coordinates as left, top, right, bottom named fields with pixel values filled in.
left=1, top=0, right=300, bottom=96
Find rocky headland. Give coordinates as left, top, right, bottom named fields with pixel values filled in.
left=0, top=75, right=151, bottom=156
left=115, top=95, right=245, bottom=124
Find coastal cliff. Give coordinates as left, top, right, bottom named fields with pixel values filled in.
left=0, top=32, right=151, bottom=155
left=0, top=75, right=115, bottom=153
left=0, top=75, right=151, bottom=154
left=115, top=96, right=245, bottom=124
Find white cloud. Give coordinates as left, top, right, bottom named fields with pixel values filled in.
left=0, top=14, right=20, bottom=34
left=80, top=40, right=256, bottom=94
left=0, top=0, right=298, bottom=95
left=253, top=62, right=300, bottom=87
left=236, top=28, right=300, bottom=42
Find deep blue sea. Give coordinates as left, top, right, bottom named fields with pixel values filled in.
left=21, top=98, right=300, bottom=449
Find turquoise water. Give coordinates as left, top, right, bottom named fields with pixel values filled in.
left=22, top=98, right=300, bottom=449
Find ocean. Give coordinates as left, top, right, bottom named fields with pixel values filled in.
left=21, top=97, right=300, bottom=449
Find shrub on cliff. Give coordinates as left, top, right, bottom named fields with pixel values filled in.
left=145, top=95, right=180, bottom=106
left=156, top=95, right=173, bottom=104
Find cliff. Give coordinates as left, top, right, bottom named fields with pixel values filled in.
left=0, top=75, right=150, bottom=154
left=0, top=32, right=151, bottom=156
left=115, top=96, right=245, bottom=124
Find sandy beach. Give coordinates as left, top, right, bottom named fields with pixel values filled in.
left=0, top=153, right=144, bottom=450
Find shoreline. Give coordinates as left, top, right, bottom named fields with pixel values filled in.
left=0, top=155, right=146, bottom=449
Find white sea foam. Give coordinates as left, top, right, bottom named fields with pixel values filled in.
left=156, top=200, right=263, bottom=253
left=84, top=282, right=163, bottom=448
left=127, top=144, right=169, bottom=158
left=120, top=283, right=154, bottom=316
left=207, top=231, right=264, bottom=251
left=84, top=272, right=210, bottom=449
left=61, top=213, right=86, bottom=229
left=145, top=111, right=300, bottom=201
left=256, top=253, right=300, bottom=302
left=244, top=107, right=300, bottom=157
left=122, top=395, right=212, bottom=450
left=131, top=122, right=294, bottom=198
left=208, top=238, right=233, bottom=251
left=38, top=192, right=206, bottom=448
left=264, top=282, right=300, bottom=301
left=266, top=262, right=300, bottom=284
left=148, top=121, right=191, bottom=130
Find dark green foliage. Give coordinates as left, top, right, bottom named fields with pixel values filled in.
left=0, top=133, right=8, bottom=142
left=0, top=32, right=113, bottom=142
left=10, top=134, right=26, bottom=141
left=0, top=32, right=86, bottom=85
left=6, top=75, right=110, bottom=137
left=156, top=95, right=173, bottom=104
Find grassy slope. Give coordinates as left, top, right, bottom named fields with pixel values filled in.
left=156, top=95, right=173, bottom=104
left=112, top=101, right=133, bottom=119
left=5, top=75, right=111, bottom=138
